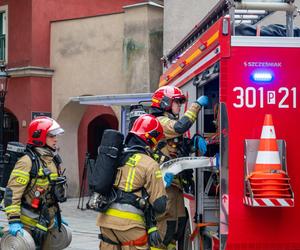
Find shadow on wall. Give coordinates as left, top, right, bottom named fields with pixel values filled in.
left=56, top=101, right=86, bottom=197
left=88, top=114, right=118, bottom=160
left=3, top=109, right=19, bottom=150
left=78, top=106, right=118, bottom=197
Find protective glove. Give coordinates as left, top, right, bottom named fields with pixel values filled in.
left=148, top=227, right=162, bottom=247
left=61, top=217, right=68, bottom=226
left=196, top=95, right=209, bottom=107
left=216, top=153, right=220, bottom=169
left=193, top=135, right=207, bottom=155
left=164, top=173, right=174, bottom=188
left=8, top=222, right=24, bottom=236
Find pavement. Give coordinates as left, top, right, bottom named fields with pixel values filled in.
left=0, top=197, right=100, bottom=250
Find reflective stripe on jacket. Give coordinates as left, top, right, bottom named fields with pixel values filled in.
left=157, top=102, right=200, bottom=140
left=4, top=147, right=59, bottom=223
left=97, top=153, right=166, bottom=231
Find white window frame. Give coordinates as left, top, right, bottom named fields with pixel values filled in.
left=0, top=5, right=8, bottom=63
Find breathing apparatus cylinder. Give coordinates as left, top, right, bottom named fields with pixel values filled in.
left=89, top=129, right=124, bottom=195
left=1, top=142, right=26, bottom=188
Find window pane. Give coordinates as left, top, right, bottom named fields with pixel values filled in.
left=0, top=13, right=3, bottom=35
left=0, top=13, right=5, bottom=61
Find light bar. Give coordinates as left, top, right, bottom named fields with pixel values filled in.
left=251, top=70, right=274, bottom=82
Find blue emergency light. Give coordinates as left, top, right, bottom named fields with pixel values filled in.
left=251, top=70, right=273, bottom=82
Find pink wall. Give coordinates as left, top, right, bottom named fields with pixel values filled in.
left=0, top=0, right=140, bottom=189
left=5, top=76, right=51, bottom=143
left=6, top=0, right=32, bottom=67
left=0, top=0, right=143, bottom=141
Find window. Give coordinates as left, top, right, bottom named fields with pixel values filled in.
left=0, top=6, right=7, bottom=62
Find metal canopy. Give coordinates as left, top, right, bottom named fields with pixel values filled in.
left=71, top=93, right=152, bottom=106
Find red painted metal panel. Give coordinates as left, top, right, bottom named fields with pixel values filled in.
left=173, top=45, right=221, bottom=89
left=160, top=17, right=225, bottom=87
left=222, top=45, right=300, bottom=247
left=162, top=17, right=231, bottom=89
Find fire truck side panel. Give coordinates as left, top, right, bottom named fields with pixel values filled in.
left=160, top=17, right=226, bottom=88
left=221, top=39, right=300, bottom=248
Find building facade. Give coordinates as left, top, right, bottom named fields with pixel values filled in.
left=1, top=0, right=163, bottom=196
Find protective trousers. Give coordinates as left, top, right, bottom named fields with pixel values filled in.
left=100, top=227, right=149, bottom=250
left=157, top=186, right=186, bottom=248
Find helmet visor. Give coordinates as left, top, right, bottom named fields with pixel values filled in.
left=48, top=127, right=64, bottom=137
left=173, top=96, right=186, bottom=104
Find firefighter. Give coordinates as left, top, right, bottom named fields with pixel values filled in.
left=151, top=86, right=208, bottom=249
left=4, top=116, right=68, bottom=249
left=97, top=114, right=168, bottom=250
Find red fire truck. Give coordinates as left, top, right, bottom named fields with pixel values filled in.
left=159, top=0, right=300, bottom=249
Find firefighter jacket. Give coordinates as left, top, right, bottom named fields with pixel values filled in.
left=157, top=102, right=201, bottom=140
left=156, top=103, right=200, bottom=188
left=156, top=102, right=201, bottom=160
left=4, top=147, right=59, bottom=226
left=97, top=152, right=167, bottom=231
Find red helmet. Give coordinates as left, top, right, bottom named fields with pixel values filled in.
left=151, top=86, right=186, bottom=111
left=129, top=114, right=164, bottom=147
left=27, top=117, right=64, bottom=146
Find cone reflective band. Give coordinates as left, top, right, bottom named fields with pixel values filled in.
left=254, top=114, right=281, bottom=172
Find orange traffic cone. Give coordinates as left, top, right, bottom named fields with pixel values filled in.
left=248, top=114, right=292, bottom=198
left=254, top=114, right=281, bottom=172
